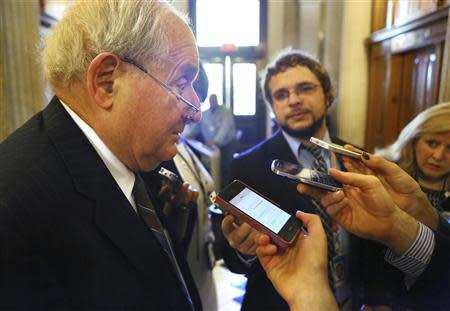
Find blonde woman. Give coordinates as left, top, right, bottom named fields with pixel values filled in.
left=376, top=102, right=450, bottom=212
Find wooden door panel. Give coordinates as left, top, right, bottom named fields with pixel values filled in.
left=365, top=45, right=389, bottom=152
left=384, top=55, right=404, bottom=145
left=399, top=45, right=442, bottom=131
left=365, top=8, right=447, bottom=152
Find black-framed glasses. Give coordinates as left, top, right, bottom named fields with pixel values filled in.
left=121, top=57, right=200, bottom=120
left=272, top=82, right=320, bottom=102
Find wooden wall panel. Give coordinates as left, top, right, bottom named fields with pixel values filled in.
left=365, top=8, right=448, bottom=150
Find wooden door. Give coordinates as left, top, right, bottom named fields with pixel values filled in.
left=399, top=45, right=443, bottom=130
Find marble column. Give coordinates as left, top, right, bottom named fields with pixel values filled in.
left=0, top=0, right=44, bottom=141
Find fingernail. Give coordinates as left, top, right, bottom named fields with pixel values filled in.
left=362, top=152, right=370, bottom=160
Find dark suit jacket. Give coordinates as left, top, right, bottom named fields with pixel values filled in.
left=223, top=129, right=381, bottom=311
left=394, top=220, right=450, bottom=311
left=0, top=97, right=201, bottom=311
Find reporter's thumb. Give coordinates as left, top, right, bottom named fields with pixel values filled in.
left=329, top=168, right=376, bottom=191
left=295, top=211, right=323, bottom=234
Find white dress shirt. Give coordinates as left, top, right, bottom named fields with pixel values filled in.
left=60, top=101, right=136, bottom=210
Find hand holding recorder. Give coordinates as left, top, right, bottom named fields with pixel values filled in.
left=157, top=167, right=198, bottom=244
left=158, top=167, right=198, bottom=211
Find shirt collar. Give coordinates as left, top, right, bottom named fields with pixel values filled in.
left=60, top=100, right=135, bottom=206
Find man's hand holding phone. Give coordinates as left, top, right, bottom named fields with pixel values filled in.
left=340, top=149, right=438, bottom=230
left=297, top=167, right=420, bottom=255
left=158, top=167, right=198, bottom=215
left=216, top=180, right=302, bottom=249
left=255, top=211, right=338, bottom=311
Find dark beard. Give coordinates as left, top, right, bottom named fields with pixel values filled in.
left=280, top=113, right=326, bottom=138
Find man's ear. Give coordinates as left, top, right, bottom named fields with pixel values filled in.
left=326, top=95, right=334, bottom=108
left=86, top=52, right=121, bottom=110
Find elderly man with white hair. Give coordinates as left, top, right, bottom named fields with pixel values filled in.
left=0, top=1, right=203, bottom=310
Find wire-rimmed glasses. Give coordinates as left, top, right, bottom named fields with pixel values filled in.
left=272, top=82, right=320, bottom=102
left=121, top=57, right=200, bottom=120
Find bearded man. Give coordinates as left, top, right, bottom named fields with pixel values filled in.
left=220, top=49, right=389, bottom=311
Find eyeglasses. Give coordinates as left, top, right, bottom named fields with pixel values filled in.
left=272, top=82, right=320, bottom=102
left=121, top=57, right=200, bottom=120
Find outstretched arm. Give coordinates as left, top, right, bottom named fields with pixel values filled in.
left=298, top=168, right=419, bottom=254
left=341, top=148, right=438, bottom=229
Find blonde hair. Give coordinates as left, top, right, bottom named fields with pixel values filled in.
left=376, top=102, right=450, bottom=189
left=43, top=0, right=187, bottom=90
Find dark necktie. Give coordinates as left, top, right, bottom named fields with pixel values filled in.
left=301, top=141, right=328, bottom=174
left=299, top=142, right=336, bottom=292
left=133, top=174, right=194, bottom=310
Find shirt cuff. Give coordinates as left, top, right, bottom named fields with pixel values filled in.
left=384, top=222, right=435, bottom=281
left=235, top=250, right=258, bottom=267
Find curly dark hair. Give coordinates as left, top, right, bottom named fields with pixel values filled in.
left=260, top=49, right=334, bottom=107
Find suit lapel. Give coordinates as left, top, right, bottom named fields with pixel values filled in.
left=265, top=130, right=299, bottom=166
left=265, top=130, right=318, bottom=212
left=262, top=130, right=301, bottom=197
left=42, top=97, right=176, bottom=278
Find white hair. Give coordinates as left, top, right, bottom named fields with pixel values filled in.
left=43, top=0, right=188, bottom=90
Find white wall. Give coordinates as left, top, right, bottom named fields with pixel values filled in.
left=322, top=1, right=344, bottom=132
left=298, top=1, right=321, bottom=57
left=267, top=1, right=287, bottom=61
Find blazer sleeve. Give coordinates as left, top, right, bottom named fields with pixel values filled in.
left=401, top=229, right=450, bottom=310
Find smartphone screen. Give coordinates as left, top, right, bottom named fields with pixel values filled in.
left=216, top=180, right=302, bottom=247
left=229, top=187, right=291, bottom=234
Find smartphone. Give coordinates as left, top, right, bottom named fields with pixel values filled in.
left=214, top=180, right=302, bottom=248
left=310, top=137, right=362, bottom=159
left=158, top=167, right=183, bottom=192
left=271, top=159, right=343, bottom=192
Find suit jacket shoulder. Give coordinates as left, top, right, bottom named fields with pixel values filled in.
left=0, top=97, right=201, bottom=311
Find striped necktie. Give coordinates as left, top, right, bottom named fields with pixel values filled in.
left=300, top=141, right=328, bottom=174
left=299, top=142, right=336, bottom=292
left=133, top=174, right=194, bottom=310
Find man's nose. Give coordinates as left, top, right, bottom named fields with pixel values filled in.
left=190, top=109, right=202, bottom=123
left=186, top=87, right=202, bottom=123
left=288, top=90, right=302, bottom=106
